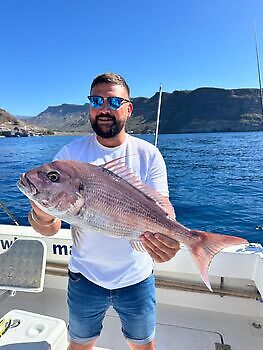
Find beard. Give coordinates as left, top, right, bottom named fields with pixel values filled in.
left=90, top=113, right=126, bottom=138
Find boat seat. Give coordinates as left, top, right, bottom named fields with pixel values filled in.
left=0, top=341, right=51, bottom=349
left=0, top=239, right=47, bottom=293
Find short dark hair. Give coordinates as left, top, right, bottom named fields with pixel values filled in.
left=90, top=72, right=130, bottom=97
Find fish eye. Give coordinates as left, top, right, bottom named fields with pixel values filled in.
left=47, top=171, right=60, bottom=182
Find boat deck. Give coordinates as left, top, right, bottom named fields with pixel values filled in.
left=1, top=285, right=262, bottom=350
left=0, top=227, right=262, bottom=349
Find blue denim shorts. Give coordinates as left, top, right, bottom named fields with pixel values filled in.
left=67, top=270, right=156, bottom=345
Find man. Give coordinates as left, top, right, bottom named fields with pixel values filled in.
left=29, top=73, right=180, bottom=350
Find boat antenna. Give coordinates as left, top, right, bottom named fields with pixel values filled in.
left=0, top=200, right=19, bottom=226
left=254, top=19, right=263, bottom=116
left=154, top=84, right=163, bottom=147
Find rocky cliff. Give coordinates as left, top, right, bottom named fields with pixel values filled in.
left=23, top=88, right=263, bottom=134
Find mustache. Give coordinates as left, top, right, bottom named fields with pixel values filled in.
left=96, top=113, right=116, bottom=122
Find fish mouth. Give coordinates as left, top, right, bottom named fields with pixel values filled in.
left=17, top=173, right=39, bottom=196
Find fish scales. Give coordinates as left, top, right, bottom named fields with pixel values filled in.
left=79, top=166, right=174, bottom=238
left=17, top=159, right=248, bottom=291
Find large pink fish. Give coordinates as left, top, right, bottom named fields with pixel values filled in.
left=17, top=158, right=247, bottom=291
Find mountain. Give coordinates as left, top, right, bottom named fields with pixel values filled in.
left=23, top=88, right=263, bottom=134
left=0, top=108, right=52, bottom=136
left=158, top=88, right=263, bottom=133
left=0, top=108, right=18, bottom=124
left=25, top=104, right=91, bottom=133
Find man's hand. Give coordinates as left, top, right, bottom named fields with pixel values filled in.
left=29, top=201, right=61, bottom=236
left=140, top=231, right=180, bottom=263
left=31, top=201, right=55, bottom=222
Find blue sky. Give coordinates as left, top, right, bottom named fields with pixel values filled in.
left=1, top=0, right=263, bottom=116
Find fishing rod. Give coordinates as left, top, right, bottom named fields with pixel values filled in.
left=253, top=21, right=263, bottom=231
left=254, top=20, right=263, bottom=116
left=154, top=84, right=163, bottom=147
left=0, top=201, right=19, bottom=226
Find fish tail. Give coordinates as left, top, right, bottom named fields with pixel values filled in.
left=186, top=230, right=248, bottom=292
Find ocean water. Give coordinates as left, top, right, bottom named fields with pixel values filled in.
left=0, top=132, right=262, bottom=244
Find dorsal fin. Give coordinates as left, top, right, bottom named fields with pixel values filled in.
left=100, top=157, right=174, bottom=217
left=99, top=154, right=137, bottom=168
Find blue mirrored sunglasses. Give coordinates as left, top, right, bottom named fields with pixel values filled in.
left=88, top=95, right=130, bottom=111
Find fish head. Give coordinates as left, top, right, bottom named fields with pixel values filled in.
left=17, top=160, right=86, bottom=217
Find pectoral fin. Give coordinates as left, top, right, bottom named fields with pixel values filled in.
left=129, top=239, right=147, bottom=252
left=71, top=226, right=84, bottom=249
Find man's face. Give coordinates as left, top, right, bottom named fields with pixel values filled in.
left=89, top=83, right=133, bottom=139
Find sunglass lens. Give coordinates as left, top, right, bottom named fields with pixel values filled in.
left=89, top=96, right=103, bottom=109
left=108, top=97, right=122, bottom=110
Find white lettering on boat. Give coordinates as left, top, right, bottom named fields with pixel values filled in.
left=0, top=237, right=18, bottom=250
left=0, top=238, right=72, bottom=256
left=52, top=244, right=72, bottom=256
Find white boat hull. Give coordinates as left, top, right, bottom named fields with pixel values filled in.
left=0, top=224, right=262, bottom=349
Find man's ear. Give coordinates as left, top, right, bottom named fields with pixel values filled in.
left=127, top=102, right=133, bottom=118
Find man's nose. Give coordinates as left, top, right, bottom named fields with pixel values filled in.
left=99, top=100, right=111, bottom=112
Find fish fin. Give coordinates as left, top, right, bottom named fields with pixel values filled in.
left=99, top=154, right=138, bottom=169
left=186, top=230, right=248, bottom=292
left=71, top=226, right=83, bottom=249
left=129, top=239, right=147, bottom=252
left=67, top=193, right=85, bottom=216
left=101, top=158, right=174, bottom=216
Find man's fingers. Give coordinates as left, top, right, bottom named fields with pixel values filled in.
left=153, top=233, right=180, bottom=250
left=140, top=232, right=180, bottom=263
left=142, top=232, right=180, bottom=250
left=30, top=200, right=55, bottom=220
left=140, top=238, right=168, bottom=263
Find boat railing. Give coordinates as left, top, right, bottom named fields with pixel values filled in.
left=45, top=261, right=262, bottom=301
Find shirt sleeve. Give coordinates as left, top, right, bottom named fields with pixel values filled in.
left=145, top=148, right=169, bottom=197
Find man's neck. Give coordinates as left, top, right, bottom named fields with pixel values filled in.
left=96, top=132, right=127, bottom=148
